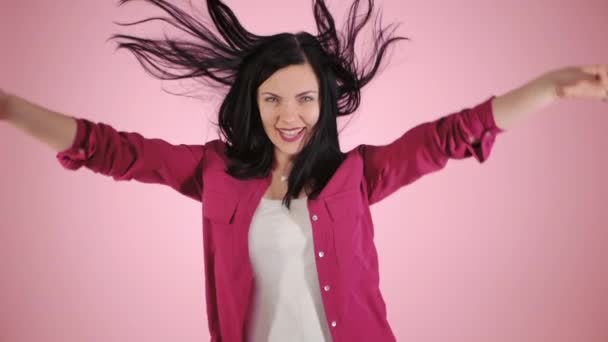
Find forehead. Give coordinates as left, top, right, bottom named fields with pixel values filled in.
left=258, top=63, right=319, bottom=95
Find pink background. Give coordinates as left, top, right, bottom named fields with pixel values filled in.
left=1, top=0, right=607, bottom=341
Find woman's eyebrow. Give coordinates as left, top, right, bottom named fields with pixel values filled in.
left=261, top=90, right=318, bottom=97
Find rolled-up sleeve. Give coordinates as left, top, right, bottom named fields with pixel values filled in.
left=359, top=96, right=503, bottom=204
left=56, top=118, right=206, bottom=201
left=438, top=95, right=502, bottom=163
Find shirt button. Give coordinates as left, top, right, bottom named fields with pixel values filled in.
left=331, top=320, right=337, bottom=327
left=318, top=251, right=325, bottom=258
left=312, top=214, right=318, bottom=221
left=324, top=285, right=331, bottom=291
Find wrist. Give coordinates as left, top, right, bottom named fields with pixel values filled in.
left=518, top=71, right=560, bottom=111
left=537, top=71, right=561, bottom=103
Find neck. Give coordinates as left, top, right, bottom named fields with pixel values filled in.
left=273, top=149, right=294, bottom=176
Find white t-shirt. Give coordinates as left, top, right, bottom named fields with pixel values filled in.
left=247, top=197, right=333, bottom=342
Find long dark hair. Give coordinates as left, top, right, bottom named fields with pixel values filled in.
left=110, top=0, right=408, bottom=207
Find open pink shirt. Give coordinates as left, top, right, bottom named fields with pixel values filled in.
left=57, top=96, right=502, bottom=341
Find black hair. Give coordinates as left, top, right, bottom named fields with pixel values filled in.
left=110, top=0, right=409, bottom=208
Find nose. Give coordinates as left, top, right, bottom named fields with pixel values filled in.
left=278, top=101, right=299, bottom=124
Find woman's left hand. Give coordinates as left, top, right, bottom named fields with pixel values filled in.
left=492, top=64, right=608, bottom=130
left=550, top=64, right=608, bottom=101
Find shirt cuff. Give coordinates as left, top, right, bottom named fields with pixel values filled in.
left=56, top=118, right=94, bottom=170
left=465, top=95, right=504, bottom=163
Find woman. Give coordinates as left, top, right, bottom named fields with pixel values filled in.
left=1, top=0, right=606, bottom=341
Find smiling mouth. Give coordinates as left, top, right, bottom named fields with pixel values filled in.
left=277, top=127, right=306, bottom=142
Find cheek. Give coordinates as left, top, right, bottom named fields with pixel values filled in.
left=305, top=108, right=321, bottom=127
left=259, top=108, right=277, bottom=128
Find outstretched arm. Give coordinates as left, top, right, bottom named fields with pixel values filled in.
left=493, top=65, right=608, bottom=130
left=1, top=91, right=206, bottom=202
left=1, top=92, right=77, bottom=152
left=360, top=64, right=608, bottom=205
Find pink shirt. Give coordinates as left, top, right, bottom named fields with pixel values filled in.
left=57, top=96, right=502, bottom=341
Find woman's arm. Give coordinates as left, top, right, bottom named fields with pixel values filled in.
left=360, top=64, right=607, bottom=205
left=492, top=65, right=608, bottom=130
left=1, top=89, right=206, bottom=201
left=1, top=91, right=78, bottom=152
left=359, top=96, right=500, bottom=204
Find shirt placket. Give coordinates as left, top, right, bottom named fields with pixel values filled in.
left=308, top=200, right=340, bottom=338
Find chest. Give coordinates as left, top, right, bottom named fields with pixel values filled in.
left=200, top=151, right=369, bottom=272
left=247, top=198, right=313, bottom=275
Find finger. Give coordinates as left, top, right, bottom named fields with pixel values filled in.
left=581, top=64, right=601, bottom=75
left=561, top=82, right=607, bottom=100
left=576, top=65, right=608, bottom=101
left=581, top=64, right=608, bottom=84
left=582, top=72, right=602, bottom=83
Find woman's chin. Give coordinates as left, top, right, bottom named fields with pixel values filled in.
left=273, top=137, right=306, bottom=154
left=275, top=146, right=300, bottom=157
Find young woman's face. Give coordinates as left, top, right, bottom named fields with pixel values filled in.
left=257, top=63, right=320, bottom=159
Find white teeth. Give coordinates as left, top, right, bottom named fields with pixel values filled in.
left=279, top=128, right=304, bottom=137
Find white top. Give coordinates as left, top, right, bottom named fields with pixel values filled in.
left=247, top=197, right=333, bottom=342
